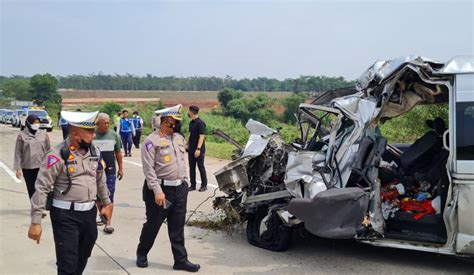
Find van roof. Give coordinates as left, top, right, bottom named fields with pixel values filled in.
left=437, top=56, right=474, bottom=74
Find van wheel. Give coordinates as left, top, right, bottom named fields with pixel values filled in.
left=47, top=128, right=52, bottom=132
left=20, top=125, right=24, bottom=130
left=246, top=206, right=292, bottom=252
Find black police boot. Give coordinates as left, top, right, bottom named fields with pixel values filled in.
left=136, top=255, right=148, bottom=268
left=188, top=185, right=196, bottom=191
left=198, top=186, right=207, bottom=192
left=173, top=260, right=200, bottom=272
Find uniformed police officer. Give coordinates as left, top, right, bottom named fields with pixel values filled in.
left=14, top=114, right=51, bottom=199
left=136, top=104, right=200, bottom=272
left=28, top=111, right=112, bottom=275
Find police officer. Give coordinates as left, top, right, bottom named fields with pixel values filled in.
left=14, top=114, right=51, bottom=199
left=28, top=111, right=112, bottom=275
left=136, top=104, right=200, bottom=272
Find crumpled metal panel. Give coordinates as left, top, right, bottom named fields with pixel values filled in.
left=284, top=151, right=327, bottom=198
left=356, top=55, right=444, bottom=92
left=245, top=119, right=276, bottom=136
left=242, top=134, right=271, bottom=157
left=214, top=156, right=252, bottom=194
left=288, top=187, right=369, bottom=239
left=438, top=56, right=474, bottom=74
left=241, top=119, right=277, bottom=157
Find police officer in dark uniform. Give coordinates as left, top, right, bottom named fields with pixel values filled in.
left=136, top=104, right=200, bottom=272
left=28, top=111, right=112, bottom=275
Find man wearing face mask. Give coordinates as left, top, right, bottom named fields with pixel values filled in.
left=136, top=104, right=200, bottom=272
left=14, top=114, right=51, bottom=200
left=28, top=111, right=112, bottom=275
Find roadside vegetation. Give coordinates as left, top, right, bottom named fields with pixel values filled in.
left=1, top=74, right=449, bottom=159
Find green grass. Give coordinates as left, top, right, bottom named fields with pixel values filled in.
left=205, top=142, right=237, bottom=159
left=50, top=101, right=448, bottom=159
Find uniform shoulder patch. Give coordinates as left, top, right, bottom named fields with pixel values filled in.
left=47, top=155, right=60, bottom=169
left=145, top=141, right=153, bottom=152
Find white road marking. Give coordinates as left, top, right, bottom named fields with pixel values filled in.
left=122, top=159, right=218, bottom=188
left=123, top=159, right=143, bottom=167
left=0, top=161, right=22, bottom=183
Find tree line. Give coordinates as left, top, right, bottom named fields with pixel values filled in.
left=0, top=74, right=61, bottom=106
left=1, top=74, right=354, bottom=93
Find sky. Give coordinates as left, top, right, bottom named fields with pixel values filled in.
left=1, top=0, right=473, bottom=80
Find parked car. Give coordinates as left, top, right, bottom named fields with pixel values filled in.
left=20, top=108, right=53, bottom=132
left=214, top=56, right=474, bottom=258
left=11, top=109, right=24, bottom=127
left=3, top=110, right=14, bottom=124
left=0, top=109, right=7, bottom=123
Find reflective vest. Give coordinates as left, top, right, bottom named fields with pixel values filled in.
left=120, top=118, right=133, bottom=133
left=132, top=116, right=143, bottom=130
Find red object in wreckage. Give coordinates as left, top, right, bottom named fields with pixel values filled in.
left=381, top=190, right=400, bottom=201
left=400, top=200, right=435, bottom=220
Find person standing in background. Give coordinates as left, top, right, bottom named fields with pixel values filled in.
left=114, top=112, right=121, bottom=132
left=117, top=110, right=135, bottom=157
left=187, top=106, right=208, bottom=192
left=14, top=114, right=51, bottom=200
left=132, top=111, right=144, bottom=149
left=93, top=113, right=124, bottom=234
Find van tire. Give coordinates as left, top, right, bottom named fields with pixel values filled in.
left=246, top=205, right=291, bottom=252
left=47, top=128, right=52, bottom=132
left=20, top=125, right=24, bottom=130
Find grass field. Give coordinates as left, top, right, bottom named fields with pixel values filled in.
left=52, top=89, right=297, bottom=159
left=60, top=90, right=293, bottom=109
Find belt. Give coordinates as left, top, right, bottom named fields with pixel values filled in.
left=52, top=199, right=95, bottom=211
left=161, top=179, right=184, bottom=187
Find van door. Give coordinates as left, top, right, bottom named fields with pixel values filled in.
left=452, top=73, right=474, bottom=254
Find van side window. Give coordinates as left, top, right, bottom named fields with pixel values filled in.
left=456, top=102, right=474, bottom=160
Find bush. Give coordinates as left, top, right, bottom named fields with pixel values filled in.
left=282, top=93, right=307, bottom=123
left=43, top=101, right=61, bottom=126
left=217, top=88, right=243, bottom=110
left=380, top=104, right=448, bottom=143
left=99, top=102, right=123, bottom=118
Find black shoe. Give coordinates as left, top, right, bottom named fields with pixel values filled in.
left=136, top=255, right=148, bottom=268
left=198, top=186, right=207, bottom=192
left=129, top=153, right=132, bottom=157
left=173, top=260, right=200, bottom=272
left=188, top=186, right=196, bottom=191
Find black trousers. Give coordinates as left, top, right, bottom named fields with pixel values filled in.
left=22, top=168, right=39, bottom=198
left=51, top=206, right=98, bottom=275
left=137, top=181, right=188, bottom=263
left=133, top=130, right=142, bottom=148
left=188, top=152, right=208, bottom=188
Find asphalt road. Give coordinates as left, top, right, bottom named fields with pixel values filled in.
left=0, top=124, right=473, bottom=274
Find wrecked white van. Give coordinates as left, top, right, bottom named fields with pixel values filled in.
left=213, top=56, right=474, bottom=257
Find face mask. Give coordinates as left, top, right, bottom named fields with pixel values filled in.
left=26, top=121, right=39, bottom=134
left=78, top=138, right=92, bottom=150
left=173, top=121, right=182, bottom=133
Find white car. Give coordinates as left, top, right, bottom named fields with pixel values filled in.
left=12, top=109, right=24, bottom=128
left=20, top=109, right=53, bottom=132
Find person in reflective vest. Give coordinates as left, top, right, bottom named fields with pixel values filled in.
left=132, top=111, right=144, bottom=149
left=117, top=110, right=135, bottom=157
